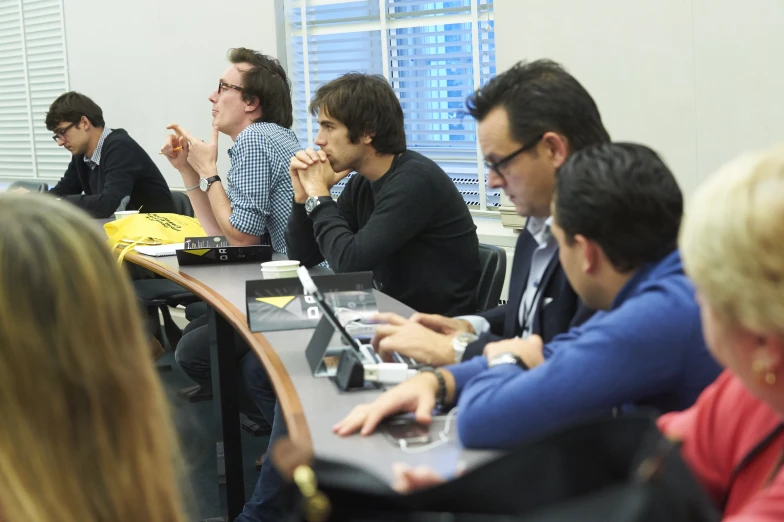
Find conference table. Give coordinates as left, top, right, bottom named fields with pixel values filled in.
left=122, top=250, right=498, bottom=520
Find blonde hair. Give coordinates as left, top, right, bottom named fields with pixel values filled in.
left=680, top=145, right=784, bottom=335
left=0, top=194, right=187, bottom=522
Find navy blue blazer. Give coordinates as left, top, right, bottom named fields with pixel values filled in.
left=463, top=227, right=594, bottom=360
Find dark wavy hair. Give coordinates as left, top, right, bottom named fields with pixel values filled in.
left=309, top=73, right=406, bottom=154
left=228, top=47, right=293, bottom=129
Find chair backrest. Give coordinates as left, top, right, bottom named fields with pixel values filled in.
left=475, top=243, right=507, bottom=312
left=8, top=180, right=49, bottom=192
left=171, top=191, right=194, bottom=217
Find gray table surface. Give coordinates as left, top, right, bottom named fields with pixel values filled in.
left=141, top=254, right=499, bottom=483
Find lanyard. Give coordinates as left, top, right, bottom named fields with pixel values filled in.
left=520, top=277, right=545, bottom=337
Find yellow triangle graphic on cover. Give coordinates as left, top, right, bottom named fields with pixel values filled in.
left=185, top=248, right=211, bottom=256
left=256, top=296, right=296, bottom=308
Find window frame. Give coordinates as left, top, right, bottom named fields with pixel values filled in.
left=283, top=0, right=498, bottom=214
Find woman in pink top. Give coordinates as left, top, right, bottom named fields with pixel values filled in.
left=659, top=145, right=784, bottom=521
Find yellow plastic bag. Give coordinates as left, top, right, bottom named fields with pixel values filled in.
left=104, top=213, right=205, bottom=263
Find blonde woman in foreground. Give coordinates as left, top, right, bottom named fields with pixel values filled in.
left=657, top=145, right=784, bottom=520
left=0, top=194, right=188, bottom=522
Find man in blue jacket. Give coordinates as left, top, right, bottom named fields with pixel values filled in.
left=334, top=142, right=722, bottom=450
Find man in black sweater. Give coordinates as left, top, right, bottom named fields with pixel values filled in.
left=287, top=73, right=480, bottom=316
left=46, top=92, right=175, bottom=218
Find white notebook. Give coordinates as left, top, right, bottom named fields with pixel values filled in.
left=134, top=243, right=184, bottom=257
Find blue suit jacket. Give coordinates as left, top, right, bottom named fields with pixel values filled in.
left=463, top=227, right=594, bottom=360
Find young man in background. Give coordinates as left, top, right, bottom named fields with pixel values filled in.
left=47, top=91, right=174, bottom=218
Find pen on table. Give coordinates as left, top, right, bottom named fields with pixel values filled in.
left=158, top=146, right=183, bottom=155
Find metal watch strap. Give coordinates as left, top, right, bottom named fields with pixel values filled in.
left=419, top=366, right=446, bottom=410
left=306, top=196, right=333, bottom=216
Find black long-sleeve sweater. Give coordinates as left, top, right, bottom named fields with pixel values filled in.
left=49, top=129, right=175, bottom=218
left=286, top=150, right=480, bottom=316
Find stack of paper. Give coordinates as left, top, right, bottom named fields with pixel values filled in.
left=134, top=243, right=185, bottom=257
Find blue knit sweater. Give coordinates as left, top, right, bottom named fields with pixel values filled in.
left=446, top=250, right=722, bottom=449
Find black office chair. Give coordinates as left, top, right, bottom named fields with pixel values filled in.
left=476, top=243, right=507, bottom=312
left=8, top=180, right=49, bottom=192
left=136, top=279, right=200, bottom=353
left=134, top=191, right=199, bottom=368
left=171, top=190, right=194, bottom=217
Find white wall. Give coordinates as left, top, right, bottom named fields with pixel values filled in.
left=493, top=0, right=784, bottom=200
left=63, top=0, right=280, bottom=188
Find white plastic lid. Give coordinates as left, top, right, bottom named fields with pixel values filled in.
left=260, top=260, right=300, bottom=270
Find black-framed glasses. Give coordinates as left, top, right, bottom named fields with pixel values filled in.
left=484, top=133, right=544, bottom=177
left=51, top=121, right=78, bottom=142
left=218, top=80, right=244, bottom=94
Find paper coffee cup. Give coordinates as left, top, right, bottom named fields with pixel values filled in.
left=260, top=260, right=300, bottom=279
left=114, top=210, right=139, bottom=220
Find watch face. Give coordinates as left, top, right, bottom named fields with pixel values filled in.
left=457, top=332, right=478, bottom=345
left=489, top=352, right=519, bottom=368
left=199, top=177, right=209, bottom=192
left=305, top=197, right=318, bottom=213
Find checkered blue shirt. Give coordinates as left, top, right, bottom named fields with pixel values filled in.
left=84, top=127, right=113, bottom=169
left=226, top=122, right=298, bottom=254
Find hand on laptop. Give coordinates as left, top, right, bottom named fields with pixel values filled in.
left=410, top=313, right=475, bottom=336
left=333, top=370, right=453, bottom=436
left=372, top=312, right=455, bottom=366
left=484, top=335, right=545, bottom=369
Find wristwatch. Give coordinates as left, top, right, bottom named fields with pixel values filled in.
left=305, top=196, right=334, bottom=215
left=199, top=175, right=221, bottom=192
left=452, top=332, right=478, bottom=363
left=488, top=352, right=528, bottom=370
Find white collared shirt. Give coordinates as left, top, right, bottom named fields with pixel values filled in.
left=517, top=216, right=557, bottom=337
left=459, top=216, right=558, bottom=338
left=84, top=127, right=113, bottom=169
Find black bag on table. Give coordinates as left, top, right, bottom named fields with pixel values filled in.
left=280, top=415, right=720, bottom=522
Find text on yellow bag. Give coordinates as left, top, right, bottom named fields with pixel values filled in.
left=104, top=213, right=205, bottom=263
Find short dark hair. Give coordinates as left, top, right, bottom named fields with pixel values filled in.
left=309, top=73, right=406, bottom=155
left=554, top=142, right=683, bottom=273
left=466, top=59, right=610, bottom=152
left=45, top=92, right=105, bottom=131
left=228, top=47, right=293, bottom=129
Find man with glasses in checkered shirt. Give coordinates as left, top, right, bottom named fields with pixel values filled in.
left=162, top=47, right=297, bottom=251
left=160, top=48, right=300, bottom=522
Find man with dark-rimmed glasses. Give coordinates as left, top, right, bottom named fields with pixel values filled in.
left=45, top=91, right=175, bottom=217
left=370, top=59, right=610, bottom=367
left=160, top=48, right=299, bottom=522
left=161, top=47, right=296, bottom=250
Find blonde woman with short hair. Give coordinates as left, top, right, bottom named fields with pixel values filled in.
left=658, top=146, right=784, bottom=520
left=0, top=194, right=188, bottom=522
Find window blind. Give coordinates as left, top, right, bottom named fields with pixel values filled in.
left=285, top=0, right=497, bottom=210
left=0, top=0, right=68, bottom=180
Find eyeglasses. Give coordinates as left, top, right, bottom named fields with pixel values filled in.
left=484, top=133, right=544, bottom=177
left=218, top=80, right=244, bottom=94
left=51, top=121, right=78, bottom=142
